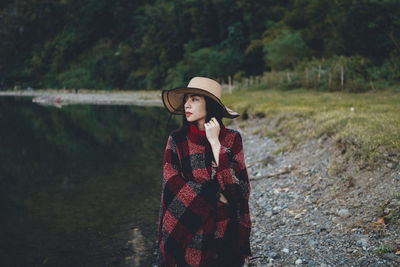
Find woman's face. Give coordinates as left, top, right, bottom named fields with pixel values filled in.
left=183, top=94, right=207, bottom=123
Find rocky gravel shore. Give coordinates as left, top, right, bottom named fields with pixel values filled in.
left=228, top=118, right=400, bottom=267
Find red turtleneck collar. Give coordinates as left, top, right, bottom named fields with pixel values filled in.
left=187, top=122, right=226, bottom=145
left=189, top=123, right=206, bottom=136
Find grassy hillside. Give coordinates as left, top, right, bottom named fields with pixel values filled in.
left=223, top=89, right=400, bottom=169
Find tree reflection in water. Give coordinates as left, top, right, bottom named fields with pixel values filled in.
left=0, top=97, right=179, bottom=266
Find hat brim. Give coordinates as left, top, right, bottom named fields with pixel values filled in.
left=162, top=87, right=239, bottom=119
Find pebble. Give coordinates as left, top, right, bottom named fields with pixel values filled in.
left=387, top=162, right=394, bottom=169
left=256, top=198, right=265, bottom=206
left=282, top=248, right=290, bottom=254
left=295, top=258, right=303, bottom=265
left=264, top=210, right=273, bottom=218
left=356, top=239, right=369, bottom=247
left=294, top=213, right=302, bottom=219
left=272, top=209, right=279, bottom=215
left=383, top=253, right=400, bottom=263
left=268, top=252, right=280, bottom=259
left=309, top=240, right=318, bottom=247
left=316, top=227, right=327, bottom=233
left=337, top=208, right=350, bottom=218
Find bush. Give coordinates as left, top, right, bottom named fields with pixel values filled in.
left=367, top=52, right=400, bottom=83
left=165, top=44, right=244, bottom=88
left=294, top=55, right=373, bottom=92
left=56, top=65, right=98, bottom=89
left=263, top=30, right=307, bottom=70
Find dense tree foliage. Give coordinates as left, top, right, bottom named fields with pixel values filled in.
left=1, top=0, right=399, bottom=90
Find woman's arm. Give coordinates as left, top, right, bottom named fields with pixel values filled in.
left=205, top=118, right=229, bottom=204
left=205, top=117, right=221, bottom=166
left=211, top=131, right=252, bottom=258
left=212, top=131, right=250, bottom=204
left=204, top=118, right=250, bottom=202
left=210, top=140, right=221, bottom=166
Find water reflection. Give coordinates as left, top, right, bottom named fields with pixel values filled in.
left=0, top=97, right=179, bottom=266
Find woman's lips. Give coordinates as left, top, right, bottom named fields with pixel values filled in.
left=185, top=112, right=192, bottom=117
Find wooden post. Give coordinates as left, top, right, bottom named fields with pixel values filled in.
left=272, top=70, right=276, bottom=87
left=328, top=72, right=332, bottom=89
left=341, top=65, right=344, bottom=90
left=318, top=64, right=321, bottom=88
left=228, top=75, right=232, bottom=94
left=287, top=72, right=291, bottom=83
left=305, top=67, right=309, bottom=87
left=370, top=79, right=376, bottom=91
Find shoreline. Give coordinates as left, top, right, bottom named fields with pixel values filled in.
left=0, top=90, right=163, bottom=108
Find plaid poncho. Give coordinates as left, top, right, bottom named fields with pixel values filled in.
left=156, top=123, right=252, bottom=266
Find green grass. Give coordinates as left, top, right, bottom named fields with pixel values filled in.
left=222, top=88, right=400, bottom=165
left=375, top=244, right=395, bottom=256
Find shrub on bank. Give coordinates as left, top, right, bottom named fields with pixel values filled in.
left=232, top=54, right=400, bottom=93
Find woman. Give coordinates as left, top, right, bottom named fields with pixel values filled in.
left=157, top=77, right=252, bottom=267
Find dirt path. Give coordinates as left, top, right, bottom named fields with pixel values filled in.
left=228, top=118, right=400, bottom=266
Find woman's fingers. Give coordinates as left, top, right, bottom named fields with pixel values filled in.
left=205, top=118, right=216, bottom=128
left=207, top=118, right=218, bottom=126
left=204, top=117, right=220, bottom=144
left=219, top=193, right=228, bottom=204
left=212, top=118, right=219, bottom=126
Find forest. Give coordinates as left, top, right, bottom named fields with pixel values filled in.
left=1, top=0, right=399, bottom=91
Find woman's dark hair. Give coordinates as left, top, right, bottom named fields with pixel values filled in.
left=180, top=94, right=224, bottom=130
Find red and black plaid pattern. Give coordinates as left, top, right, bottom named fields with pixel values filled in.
left=156, top=124, right=252, bottom=266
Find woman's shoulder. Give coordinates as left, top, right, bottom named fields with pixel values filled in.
left=167, top=127, right=189, bottom=143
left=221, top=126, right=243, bottom=145
left=223, top=126, right=242, bottom=138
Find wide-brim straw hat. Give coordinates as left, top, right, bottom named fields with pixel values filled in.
left=161, top=77, right=240, bottom=119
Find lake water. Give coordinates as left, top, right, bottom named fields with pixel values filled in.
left=0, top=97, right=179, bottom=266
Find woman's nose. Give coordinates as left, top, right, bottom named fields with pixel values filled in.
left=184, top=100, right=190, bottom=108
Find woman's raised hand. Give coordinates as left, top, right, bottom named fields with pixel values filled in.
left=204, top=117, right=220, bottom=145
